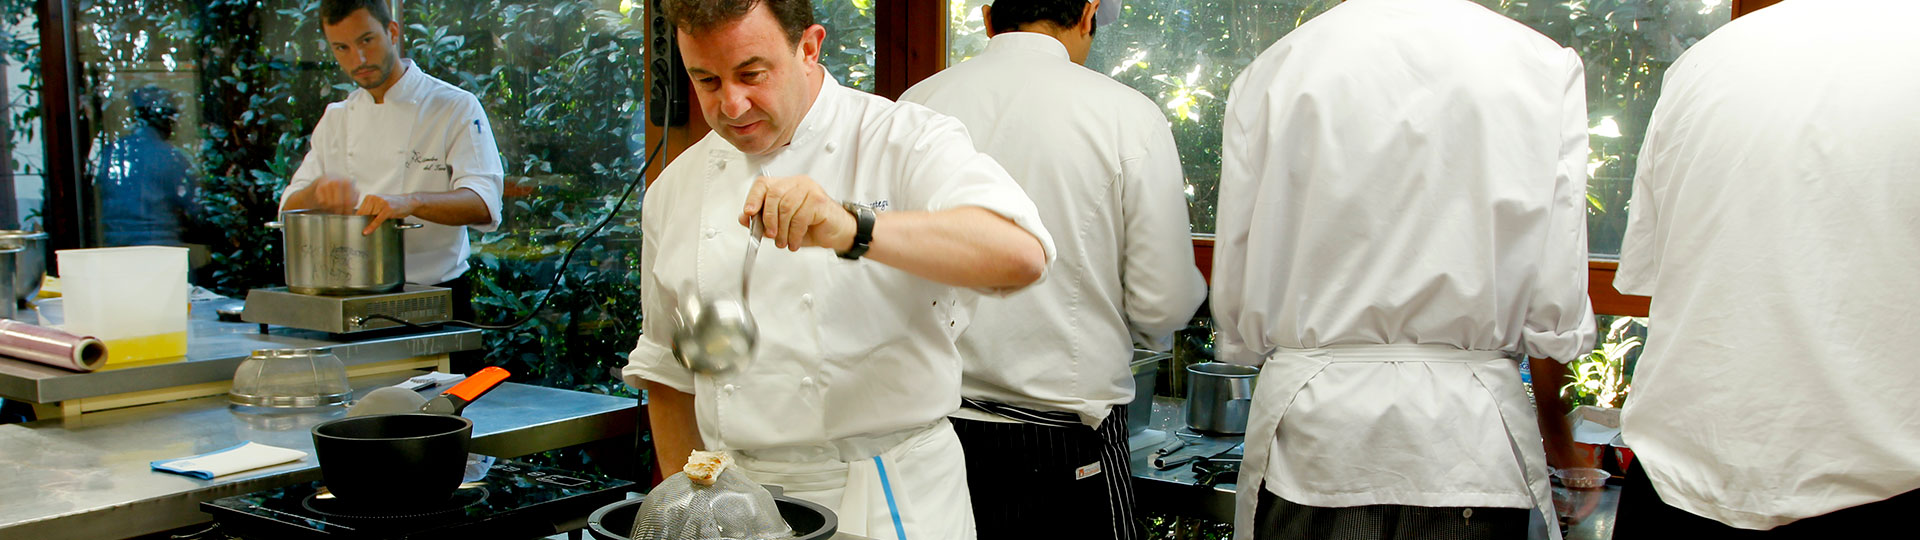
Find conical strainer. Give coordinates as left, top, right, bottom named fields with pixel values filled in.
left=631, top=454, right=793, bottom=540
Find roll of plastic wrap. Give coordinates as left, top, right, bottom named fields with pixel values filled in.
left=0, top=319, right=107, bottom=372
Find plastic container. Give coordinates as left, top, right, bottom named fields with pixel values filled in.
left=56, top=246, right=189, bottom=364
left=1552, top=467, right=1612, bottom=489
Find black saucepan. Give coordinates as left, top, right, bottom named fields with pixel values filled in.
left=310, top=367, right=510, bottom=510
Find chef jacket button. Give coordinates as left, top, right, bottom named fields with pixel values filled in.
left=800, top=377, right=814, bottom=386
left=800, top=293, right=812, bottom=306
left=722, top=384, right=737, bottom=393
left=704, top=228, right=718, bottom=239
left=823, top=143, right=837, bottom=154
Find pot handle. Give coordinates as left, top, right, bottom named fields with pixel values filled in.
left=393, top=221, right=424, bottom=230
left=265, top=221, right=284, bottom=230
left=419, top=366, right=511, bottom=415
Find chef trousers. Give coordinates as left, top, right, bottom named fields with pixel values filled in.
left=1616, top=460, right=1920, bottom=539
left=1254, top=491, right=1528, bottom=540
left=951, top=402, right=1142, bottom=540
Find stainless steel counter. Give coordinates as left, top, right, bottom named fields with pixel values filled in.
left=0, top=297, right=481, bottom=404
left=0, top=373, right=639, bottom=540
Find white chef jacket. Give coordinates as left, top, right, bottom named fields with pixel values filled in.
left=900, top=32, right=1205, bottom=428
left=623, top=74, right=1056, bottom=455
left=1615, top=0, right=1920, bottom=530
left=1212, top=0, right=1595, bottom=528
left=282, top=60, right=506, bottom=284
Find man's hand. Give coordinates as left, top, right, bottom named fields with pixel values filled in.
left=311, top=176, right=361, bottom=214
left=357, top=193, right=422, bottom=235
left=740, top=174, right=855, bottom=252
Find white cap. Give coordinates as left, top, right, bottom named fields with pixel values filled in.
left=1092, top=0, right=1121, bottom=27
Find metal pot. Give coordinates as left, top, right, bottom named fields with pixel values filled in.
left=1128, top=349, right=1169, bottom=437
left=269, top=211, right=420, bottom=295
left=0, top=230, right=47, bottom=305
left=1185, top=362, right=1258, bottom=434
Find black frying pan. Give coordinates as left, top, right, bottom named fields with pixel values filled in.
left=310, top=367, right=510, bottom=510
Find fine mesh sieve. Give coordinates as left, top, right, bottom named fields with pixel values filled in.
left=630, top=467, right=794, bottom=540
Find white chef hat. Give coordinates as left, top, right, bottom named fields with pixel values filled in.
left=1092, top=0, right=1121, bottom=27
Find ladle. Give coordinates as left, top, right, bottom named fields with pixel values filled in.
left=672, top=205, right=764, bottom=376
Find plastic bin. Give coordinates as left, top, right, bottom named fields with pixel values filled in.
left=56, top=246, right=189, bottom=364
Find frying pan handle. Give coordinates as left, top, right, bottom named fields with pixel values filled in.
left=439, top=366, right=510, bottom=413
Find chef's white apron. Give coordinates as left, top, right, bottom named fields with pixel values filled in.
left=1230, top=344, right=1558, bottom=540
left=728, top=418, right=977, bottom=540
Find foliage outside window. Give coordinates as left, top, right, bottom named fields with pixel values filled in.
left=947, top=0, right=1728, bottom=256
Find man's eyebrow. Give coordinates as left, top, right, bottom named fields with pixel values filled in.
left=687, top=57, right=770, bottom=77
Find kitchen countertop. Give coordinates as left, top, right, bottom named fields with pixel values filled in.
left=1128, top=396, right=1620, bottom=540
left=0, top=296, right=481, bottom=405
left=0, top=373, right=639, bottom=540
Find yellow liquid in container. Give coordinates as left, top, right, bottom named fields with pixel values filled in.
left=100, top=332, right=189, bottom=367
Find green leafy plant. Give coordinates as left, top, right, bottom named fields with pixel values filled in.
left=1563, top=315, right=1644, bottom=408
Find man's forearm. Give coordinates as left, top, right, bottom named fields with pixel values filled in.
left=862, top=206, right=1046, bottom=290
left=281, top=184, right=320, bottom=211
left=405, top=188, right=492, bottom=227
left=1529, top=357, right=1578, bottom=469
left=646, top=381, right=703, bottom=477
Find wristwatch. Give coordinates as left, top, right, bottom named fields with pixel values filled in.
left=839, top=201, right=875, bottom=260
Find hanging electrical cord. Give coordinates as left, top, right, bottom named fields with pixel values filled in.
left=362, top=69, right=677, bottom=332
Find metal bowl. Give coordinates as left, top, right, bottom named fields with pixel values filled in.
left=0, top=230, right=48, bottom=305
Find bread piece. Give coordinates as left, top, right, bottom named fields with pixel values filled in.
left=684, top=450, right=731, bottom=486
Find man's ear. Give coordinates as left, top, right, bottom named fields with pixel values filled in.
left=1080, top=0, right=1099, bottom=35
left=982, top=5, right=999, bottom=38
left=799, top=24, right=827, bottom=65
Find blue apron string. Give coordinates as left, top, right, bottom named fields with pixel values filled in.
left=873, top=455, right=908, bottom=540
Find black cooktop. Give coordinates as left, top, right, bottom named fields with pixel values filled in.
left=202, top=459, right=634, bottom=539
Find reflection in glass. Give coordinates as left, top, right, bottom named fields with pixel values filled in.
left=945, top=0, right=1730, bottom=251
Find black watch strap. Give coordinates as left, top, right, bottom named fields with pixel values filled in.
left=839, top=201, right=874, bottom=260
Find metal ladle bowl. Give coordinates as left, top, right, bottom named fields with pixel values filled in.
left=672, top=215, right=763, bottom=376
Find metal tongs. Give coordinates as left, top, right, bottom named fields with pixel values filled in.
left=671, top=197, right=765, bottom=376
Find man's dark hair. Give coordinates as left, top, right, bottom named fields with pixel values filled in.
left=661, top=0, right=815, bottom=47
left=988, top=0, right=1091, bottom=35
left=318, top=0, right=395, bottom=33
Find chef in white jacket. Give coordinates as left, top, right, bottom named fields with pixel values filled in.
left=623, top=2, right=1055, bottom=540
left=1212, top=0, right=1594, bottom=538
left=1614, top=0, right=1920, bottom=536
left=900, top=1, right=1205, bottom=538
left=280, top=0, right=505, bottom=319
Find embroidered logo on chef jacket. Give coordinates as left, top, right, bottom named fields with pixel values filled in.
left=865, top=199, right=889, bottom=212
left=408, top=151, right=451, bottom=172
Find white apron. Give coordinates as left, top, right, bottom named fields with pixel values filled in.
left=728, top=419, right=977, bottom=540
left=1231, top=344, right=1558, bottom=540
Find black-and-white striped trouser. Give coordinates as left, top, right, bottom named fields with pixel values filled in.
left=951, top=401, right=1141, bottom=540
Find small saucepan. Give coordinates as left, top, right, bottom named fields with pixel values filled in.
left=310, top=367, right=510, bottom=510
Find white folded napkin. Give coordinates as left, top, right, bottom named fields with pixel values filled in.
left=151, top=441, right=307, bottom=480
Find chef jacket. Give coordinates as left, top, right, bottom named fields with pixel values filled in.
left=901, top=32, right=1206, bottom=428
left=623, top=74, right=1057, bottom=457
left=1212, top=0, right=1595, bottom=517
left=1615, top=0, right=1920, bottom=529
left=283, top=60, right=506, bottom=285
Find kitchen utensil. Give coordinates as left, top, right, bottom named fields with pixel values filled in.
left=671, top=214, right=762, bottom=376
left=1185, top=362, right=1258, bottom=434
left=270, top=210, right=422, bottom=295
left=345, top=386, right=429, bottom=417
left=229, top=348, right=351, bottom=409
left=0, top=230, right=48, bottom=306
left=0, top=319, right=106, bottom=372
left=309, top=367, right=509, bottom=510
left=1128, top=350, right=1169, bottom=437
left=590, top=482, right=838, bottom=540
left=58, top=245, right=189, bottom=364
left=629, top=465, right=794, bottom=540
